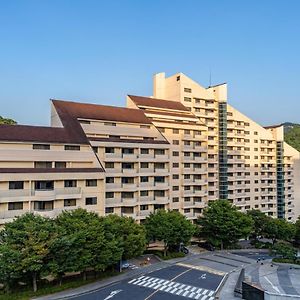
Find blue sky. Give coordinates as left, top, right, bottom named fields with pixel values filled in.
left=0, top=0, right=299, bottom=126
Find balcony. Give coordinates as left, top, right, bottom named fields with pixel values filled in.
left=121, top=183, right=137, bottom=191
left=154, top=196, right=169, bottom=204
left=121, top=198, right=137, bottom=206
left=121, top=212, right=136, bottom=218
left=154, top=168, right=168, bottom=174
left=106, top=183, right=122, bottom=191
left=106, top=198, right=122, bottom=206
left=140, top=168, right=154, bottom=173
left=122, top=153, right=138, bottom=160
left=122, top=168, right=137, bottom=174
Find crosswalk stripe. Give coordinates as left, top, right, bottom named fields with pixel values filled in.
left=128, top=275, right=215, bottom=299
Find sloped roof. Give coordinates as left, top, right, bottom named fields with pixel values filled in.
left=128, top=95, right=189, bottom=112
left=52, top=99, right=152, bottom=124
left=0, top=124, right=83, bottom=144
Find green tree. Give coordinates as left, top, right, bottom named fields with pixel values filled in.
left=54, top=209, right=120, bottom=280
left=0, top=116, right=17, bottom=125
left=271, top=242, right=297, bottom=260
left=265, top=218, right=296, bottom=245
left=0, top=213, right=55, bottom=292
left=102, top=214, right=146, bottom=260
left=247, top=209, right=270, bottom=241
left=197, top=200, right=253, bottom=250
left=144, top=209, right=195, bottom=257
left=295, top=217, right=300, bottom=246
left=284, top=123, right=300, bottom=152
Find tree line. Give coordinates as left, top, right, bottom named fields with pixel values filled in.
left=1, top=201, right=300, bottom=294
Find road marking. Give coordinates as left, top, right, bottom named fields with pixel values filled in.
left=129, top=273, right=215, bottom=300
left=177, top=263, right=226, bottom=276
left=103, top=289, right=122, bottom=300
left=264, top=276, right=281, bottom=293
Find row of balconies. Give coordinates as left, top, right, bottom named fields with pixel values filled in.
left=107, top=168, right=170, bottom=174
left=0, top=187, right=82, bottom=202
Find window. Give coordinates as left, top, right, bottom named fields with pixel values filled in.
left=122, top=148, right=134, bottom=154
left=154, top=163, right=165, bottom=169
left=105, top=147, right=115, bottom=153
left=172, top=186, right=179, bottom=191
left=8, top=202, right=23, bottom=210
left=140, top=148, right=149, bottom=154
left=64, top=199, right=76, bottom=207
left=122, top=162, right=134, bottom=169
left=141, top=176, right=148, bottom=183
left=140, top=205, right=148, bottom=210
left=184, top=129, right=190, bottom=135
left=9, top=181, right=24, bottom=190
left=55, top=162, right=66, bottom=168
left=64, top=145, right=80, bottom=151
left=173, top=151, right=179, bottom=156
left=154, top=190, right=165, bottom=198
left=105, top=163, right=114, bottom=170
left=184, top=97, right=191, bottom=102
left=106, top=177, right=114, bottom=184
left=34, top=161, right=52, bottom=168
left=86, top=197, right=97, bottom=205
left=105, top=207, right=114, bottom=214
left=173, top=163, right=179, bottom=168
left=140, top=162, right=149, bottom=168
left=173, top=129, right=179, bottom=134
left=34, top=200, right=53, bottom=211
left=64, top=180, right=77, bottom=188
left=104, top=122, right=116, bottom=126
left=122, top=177, right=134, bottom=184
left=92, top=146, right=98, bottom=153
left=154, top=176, right=165, bottom=183
left=33, top=144, right=50, bottom=150
left=140, top=190, right=148, bottom=197
left=35, top=181, right=54, bottom=190
left=106, top=192, right=114, bottom=198
left=172, top=197, right=179, bottom=203
left=86, top=179, right=97, bottom=187
left=154, top=149, right=165, bottom=155
left=140, top=125, right=150, bottom=129
left=184, top=87, right=192, bottom=93
left=121, top=192, right=134, bottom=198
left=176, top=76, right=180, bottom=81
left=173, top=174, right=179, bottom=179
left=173, top=140, right=179, bottom=145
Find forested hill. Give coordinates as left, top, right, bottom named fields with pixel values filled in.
left=283, top=122, right=300, bottom=152
left=0, top=116, right=17, bottom=125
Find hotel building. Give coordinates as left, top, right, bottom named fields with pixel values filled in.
left=0, top=72, right=299, bottom=225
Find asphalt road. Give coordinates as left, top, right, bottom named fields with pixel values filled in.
left=69, top=264, right=224, bottom=300
left=231, top=250, right=273, bottom=261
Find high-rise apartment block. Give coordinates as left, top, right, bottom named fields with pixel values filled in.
left=0, top=72, right=299, bottom=225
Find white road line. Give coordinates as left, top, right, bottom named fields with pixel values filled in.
left=182, top=290, right=190, bottom=297
left=264, top=276, right=281, bottom=293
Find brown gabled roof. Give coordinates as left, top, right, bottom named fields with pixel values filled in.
left=0, top=124, right=86, bottom=144
left=264, top=124, right=283, bottom=129
left=128, top=95, right=189, bottom=112
left=52, top=99, right=152, bottom=124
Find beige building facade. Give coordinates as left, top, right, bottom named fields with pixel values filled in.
left=0, top=72, right=299, bottom=224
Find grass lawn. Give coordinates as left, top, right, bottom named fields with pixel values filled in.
left=0, top=271, right=118, bottom=300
